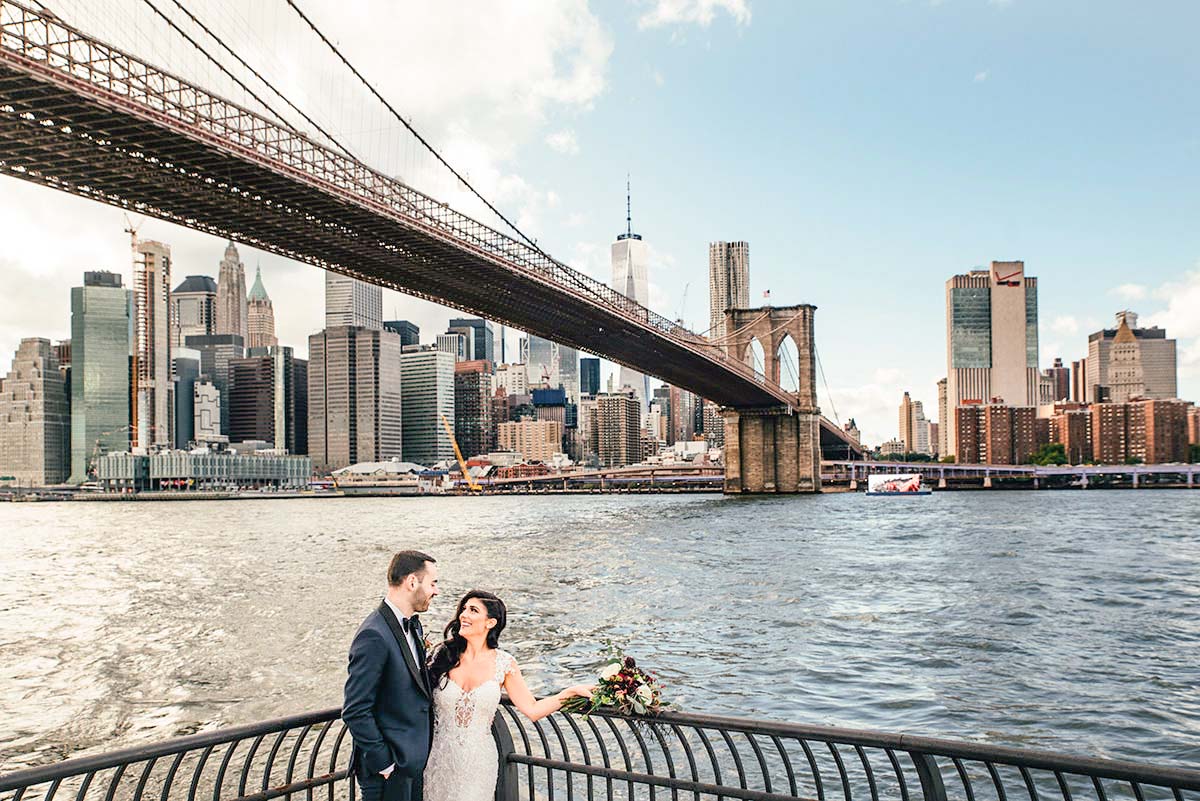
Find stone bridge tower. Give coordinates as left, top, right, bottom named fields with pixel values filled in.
left=720, top=305, right=822, bottom=493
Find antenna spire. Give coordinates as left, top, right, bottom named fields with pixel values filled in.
left=626, top=174, right=632, bottom=237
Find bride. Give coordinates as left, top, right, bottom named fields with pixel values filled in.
left=422, top=590, right=593, bottom=801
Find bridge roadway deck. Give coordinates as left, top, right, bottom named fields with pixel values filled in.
left=0, top=0, right=797, bottom=410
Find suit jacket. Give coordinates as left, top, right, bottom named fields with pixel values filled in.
left=343, top=602, right=433, bottom=779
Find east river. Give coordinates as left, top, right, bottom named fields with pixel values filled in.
left=1, top=491, right=1198, bottom=773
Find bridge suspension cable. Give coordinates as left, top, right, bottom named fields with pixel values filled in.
left=815, top=342, right=840, bottom=425
left=280, top=0, right=548, bottom=259
left=156, top=0, right=359, bottom=160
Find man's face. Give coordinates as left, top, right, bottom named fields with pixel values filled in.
left=411, top=562, right=439, bottom=612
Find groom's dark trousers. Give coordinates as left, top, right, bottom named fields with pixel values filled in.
left=343, top=602, right=432, bottom=801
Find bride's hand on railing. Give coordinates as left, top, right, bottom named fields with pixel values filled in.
left=556, top=684, right=595, bottom=702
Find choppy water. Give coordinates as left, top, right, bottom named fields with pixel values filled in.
left=1, top=491, right=1198, bottom=773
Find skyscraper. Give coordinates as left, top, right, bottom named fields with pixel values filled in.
left=400, top=347, right=456, bottom=466
left=133, top=240, right=173, bottom=448
left=325, top=273, right=382, bottom=329
left=611, top=181, right=651, bottom=410
left=171, top=275, right=217, bottom=349
left=308, top=326, right=402, bottom=471
left=559, top=345, right=580, bottom=406
left=580, top=357, right=601, bottom=398
left=1044, top=357, right=1071, bottom=404
left=1084, top=311, right=1177, bottom=403
left=70, top=271, right=133, bottom=482
left=215, top=241, right=248, bottom=345
left=437, top=332, right=470, bottom=361
left=447, top=318, right=496, bottom=363
left=172, top=348, right=201, bottom=449
left=184, top=333, right=244, bottom=437
left=590, top=391, right=642, bottom=468
left=229, top=346, right=307, bottom=453
left=944, top=261, right=1040, bottom=458
left=454, top=360, right=494, bottom=459
left=936, top=377, right=948, bottom=458
left=709, top=241, right=750, bottom=343
left=898, top=392, right=931, bottom=455
left=246, top=266, right=278, bottom=351
left=383, top=320, right=420, bottom=348
left=0, top=338, right=69, bottom=485
left=522, top=335, right=559, bottom=388
left=668, top=384, right=698, bottom=444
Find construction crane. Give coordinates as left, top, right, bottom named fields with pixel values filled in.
left=124, top=214, right=144, bottom=447
left=440, top=414, right=480, bottom=492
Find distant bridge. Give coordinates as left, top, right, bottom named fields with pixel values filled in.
left=824, top=460, right=1199, bottom=489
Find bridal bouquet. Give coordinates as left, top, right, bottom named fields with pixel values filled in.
left=562, top=650, right=667, bottom=717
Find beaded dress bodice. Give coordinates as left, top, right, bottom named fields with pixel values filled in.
left=422, top=649, right=514, bottom=801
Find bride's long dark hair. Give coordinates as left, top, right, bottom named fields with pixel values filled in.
left=428, top=590, right=507, bottom=688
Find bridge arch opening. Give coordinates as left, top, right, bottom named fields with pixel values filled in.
left=776, top=334, right=801, bottom=392
left=747, top=337, right=766, bottom=378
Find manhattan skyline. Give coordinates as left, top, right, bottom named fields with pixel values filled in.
left=0, top=0, right=1197, bottom=446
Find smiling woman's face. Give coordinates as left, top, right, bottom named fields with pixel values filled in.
left=458, top=597, right=494, bottom=637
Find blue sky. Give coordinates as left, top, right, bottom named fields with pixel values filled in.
left=525, top=0, right=1200, bottom=442
left=1, top=0, right=1197, bottom=445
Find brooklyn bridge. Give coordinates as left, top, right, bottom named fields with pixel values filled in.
left=0, top=0, right=862, bottom=491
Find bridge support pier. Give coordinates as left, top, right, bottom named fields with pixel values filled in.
left=723, top=407, right=821, bottom=494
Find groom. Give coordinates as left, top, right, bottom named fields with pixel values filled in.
left=343, top=551, right=440, bottom=801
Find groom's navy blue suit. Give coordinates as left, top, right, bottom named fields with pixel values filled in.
left=343, top=601, right=433, bottom=801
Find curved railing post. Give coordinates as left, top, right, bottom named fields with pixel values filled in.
left=491, top=715, right=519, bottom=801
left=908, top=751, right=948, bottom=801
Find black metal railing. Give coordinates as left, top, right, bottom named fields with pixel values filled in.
left=3, top=705, right=1198, bottom=801
left=0, top=709, right=349, bottom=801
left=492, top=701, right=1200, bottom=801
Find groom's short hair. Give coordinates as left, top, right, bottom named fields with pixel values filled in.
left=388, top=550, right=436, bottom=585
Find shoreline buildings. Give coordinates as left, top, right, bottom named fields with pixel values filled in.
left=0, top=338, right=69, bottom=485
left=400, top=345, right=455, bottom=466
left=1082, top=311, right=1177, bottom=403
left=133, top=240, right=173, bottom=449
left=246, top=267, right=278, bottom=351
left=70, top=271, right=133, bottom=481
left=943, top=261, right=1039, bottom=458
left=215, top=241, right=248, bottom=345
left=325, top=273, right=382, bottom=330
left=170, top=275, right=216, bottom=349
left=307, top=326, right=402, bottom=472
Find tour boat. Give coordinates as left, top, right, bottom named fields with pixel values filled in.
left=866, top=473, right=932, bottom=496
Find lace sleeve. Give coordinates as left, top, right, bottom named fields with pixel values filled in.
left=495, top=650, right=516, bottom=683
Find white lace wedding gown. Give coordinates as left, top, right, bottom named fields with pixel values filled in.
left=423, top=649, right=515, bottom=801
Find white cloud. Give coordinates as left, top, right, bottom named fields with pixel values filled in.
left=1109, top=283, right=1147, bottom=301
left=0, top=2, right=616, bottom=365
left=1050, top=315, right=1080, bottom=336
left=545, top=130, right=580, bottom=155
left=974, top=70, right=989, bottom=83
left=652, top=70, right=666, bottom=87
left=1141, top=268, right=1200, bottom=401
left=637, top=0, right=751, bottom=30
left=823, top=368, right=932, bottom=449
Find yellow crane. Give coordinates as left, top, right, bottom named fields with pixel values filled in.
left=440, top=414, right=481, bottom=492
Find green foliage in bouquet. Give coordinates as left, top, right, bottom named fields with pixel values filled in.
left=561, top=648, right=667, bottom=717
